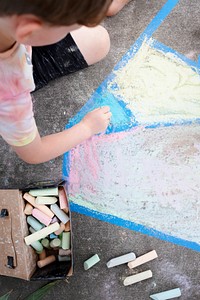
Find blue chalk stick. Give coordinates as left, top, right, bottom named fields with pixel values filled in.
left=150, top=288, right=181, bottom=300
left=50, top=233, right=58, bottom=239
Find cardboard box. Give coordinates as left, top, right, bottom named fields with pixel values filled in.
left=0, top=181, right=73, bottom=281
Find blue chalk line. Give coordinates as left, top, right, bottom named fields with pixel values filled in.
left=70, top=202, right=200, bottom=252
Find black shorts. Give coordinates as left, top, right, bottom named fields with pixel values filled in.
left=32, top=33, right=88, bottom=90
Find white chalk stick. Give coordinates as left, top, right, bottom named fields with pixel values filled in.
left=24, top=222, right=60, bottom=245
left=50, top=238, right=61, bottom=248
left=123, top=270, right=152, bottom=286
left=50, top=203, right=69, bottom=224
left=107, top=252, right=136, bottom=268
left=29, top=187, right=58, bottom=197
left=59, top=249, right=71, bottom=256
left=36, top=196, right=58, bottom=205
left=150, top=288, right=181, bottom=300
left=128, top=250, right=158, bottom=269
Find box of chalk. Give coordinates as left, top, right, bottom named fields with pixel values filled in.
left=0, top=180, right=73, bottom=281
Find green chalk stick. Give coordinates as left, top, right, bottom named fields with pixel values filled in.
left=62, top=232, right=70, bottom=250
left=29, top=187, right=58, bottom=197
left=50, top=238, right=61, bottom=248
left=84, top=254, right=100, bottom=270
left=27, top=216, right=44, bottom=231
left=31, top=240, right=43, bottom=253
left=41, top=238, right=50, bottom=249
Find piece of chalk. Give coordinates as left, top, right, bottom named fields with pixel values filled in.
left=37, top=255, right=56, bottom=268
left=27, top=216, right=44, bottom=231
left=29, top=226, right=36, bottom=234
left=54, top=222, right=65, bottom=235
left=58, top=255, right=71, bottom=262
left=23, top=193, right=54, bottom=218
left=64, top=221, right=70, bottom=232
left=51, top=216, right=59, bottom=224
left=107, top=252, right=136, bottom=268
left=30, top=240, right=43, bottom=253
left=24, top=203, right=33, bottom=215
left=58, top=188, right=69, bottom=210
left=84, top=254, right=100, bottom=270
left=150, top=288, right=181, bottom=300
left=50, top=204, right=70, bottom=224
left=49, top=238, right=61, bottom=248
left=32, top=208, right=52, bottom=226
left=41, top=238, right=50, bottom=249
left=62, top=232, right=70, bottom=250
left=59, top=249, right=71, bottom=256
left=128, top=250, right=158, bottom=269
left=123, top=270, right=153, bottom=286
left=24, top=222, right=60, bottom=245
left=29, top=187, right=58, bottom=197
left=50, top=233, right=58, bottom=239
left=36, top=196, right=58, bottom=205
left=39, top=249, right=47, bottom=260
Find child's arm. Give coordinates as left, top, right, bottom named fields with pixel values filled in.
left=12, top=106, right=111, bottom=164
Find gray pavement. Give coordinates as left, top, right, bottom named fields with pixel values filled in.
left=0, top=1, right=200, bottom=299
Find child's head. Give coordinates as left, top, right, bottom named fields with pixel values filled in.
left=0, top=0, right=112, bottom=26
left=0, top=0, right=112, bottom=46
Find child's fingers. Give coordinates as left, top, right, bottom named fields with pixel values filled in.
left=99, top=106, right=110, bottom=113
left=106, top=112, right=112, bottom=119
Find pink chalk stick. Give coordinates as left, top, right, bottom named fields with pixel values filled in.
left=58, top=188, right=68, bottom=211
left=32, top=208, right=52, bottom=226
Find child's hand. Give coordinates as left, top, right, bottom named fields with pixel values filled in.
left=80, top=106, right=112, bottom=136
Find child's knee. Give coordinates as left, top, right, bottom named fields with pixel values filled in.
left=94, top=25, right=110, bottom=62
left=83, top=25, right=110, bottom=65
left=72, top=25, right=110, bottom=66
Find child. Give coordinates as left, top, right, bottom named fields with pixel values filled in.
left=0, top=0, right=127, bottom=164
left=107, top=0, right=131, bottom=16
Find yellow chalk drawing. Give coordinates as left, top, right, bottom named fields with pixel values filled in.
left=110, top=40, right=200, bottom=124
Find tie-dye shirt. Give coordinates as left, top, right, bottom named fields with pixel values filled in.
left=0, top=43, right=37, bottom=146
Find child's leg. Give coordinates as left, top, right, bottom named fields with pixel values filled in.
left=71, top=25, right=110, bottom=66
left=106, top=0, right=131, bottom=16
left=32, top=25, right=110, bottom=90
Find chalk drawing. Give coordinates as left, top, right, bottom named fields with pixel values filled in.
left=63, top=0, right=200, bottom=251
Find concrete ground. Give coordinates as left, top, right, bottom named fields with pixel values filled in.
left=0, top=0, right=200, bottom=299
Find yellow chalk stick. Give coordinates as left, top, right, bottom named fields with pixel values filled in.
left=36, top=196, right=58, bottom=205
left=29, top=187, right=58, bottom=197
left=123, top=270, right=153, bottom=286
